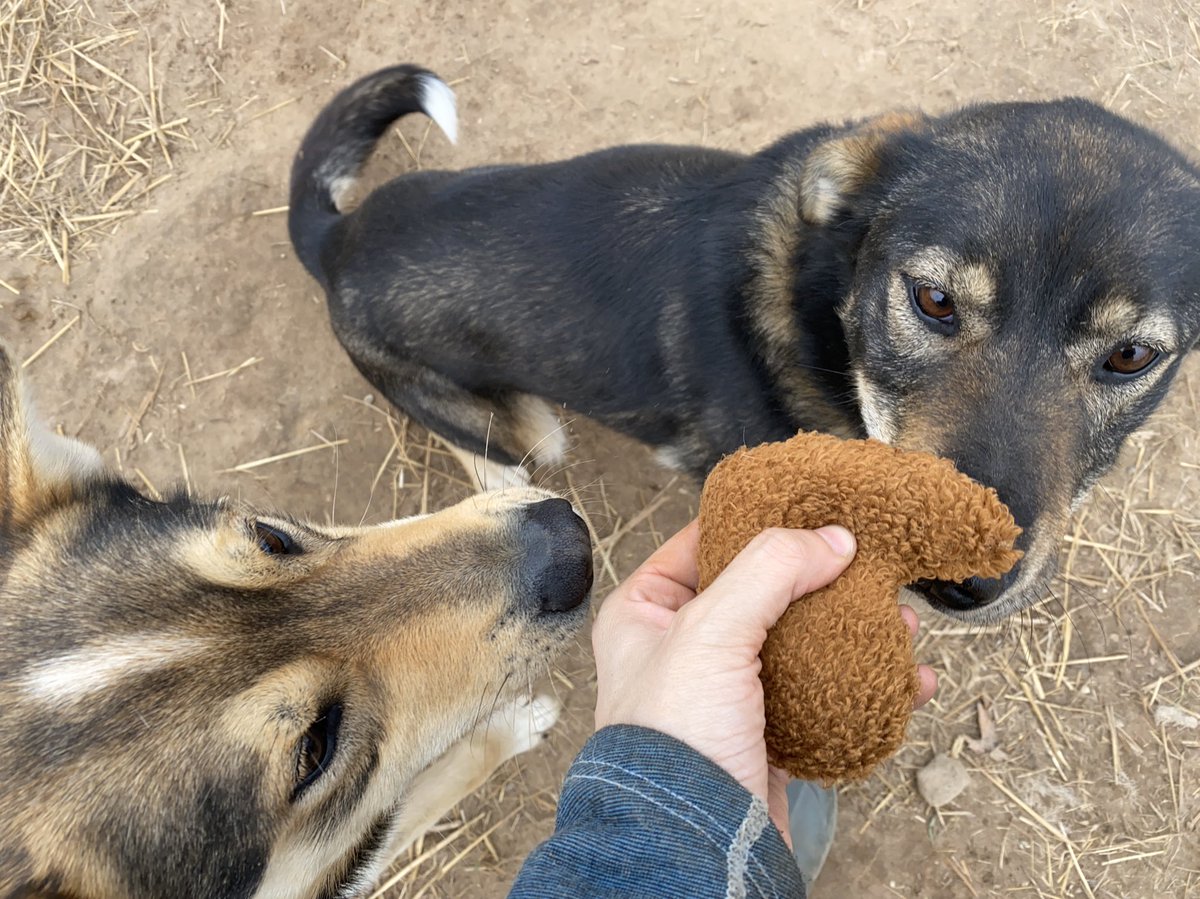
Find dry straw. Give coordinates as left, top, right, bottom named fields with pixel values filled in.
left=1, top=0, right=189, bottom=280
left=4, top=1, right=1197, bottom=896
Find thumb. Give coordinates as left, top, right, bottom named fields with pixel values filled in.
left=685, top=526, right=855, bottom=646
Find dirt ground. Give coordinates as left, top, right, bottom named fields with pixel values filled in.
left=4, top=0, right=1199, bottom=896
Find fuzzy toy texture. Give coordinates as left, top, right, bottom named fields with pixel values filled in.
left=697, top=431, right=1022, bottom=783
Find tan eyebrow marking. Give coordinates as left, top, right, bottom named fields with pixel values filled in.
left=1086, top=296, right=1141, bottom=335
left=953, top=261, right=997, bottom=308
left=902, top=250, right=996, bottom=307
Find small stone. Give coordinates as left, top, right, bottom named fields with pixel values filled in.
left=917, top=753, right=969, bottom=808
left=1154, top=705, right=1199, bottom=730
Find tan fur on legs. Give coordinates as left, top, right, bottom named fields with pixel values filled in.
left=439, top=394, right=566, bottom=492
left=443, top=439, right=532, bottom=492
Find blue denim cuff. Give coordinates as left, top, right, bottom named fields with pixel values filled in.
left=509, top=725, right=805, bottom=898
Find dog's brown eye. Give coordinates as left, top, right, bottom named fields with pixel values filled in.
left=915, top=284, right=954, bottom=320
left=294, top=703, right=342, bottom=799
left=1103, top=344, right=1158, bottom=376
left=254, top=522, right=296, bottom=555
left=905, top=278, right=957, bottom=334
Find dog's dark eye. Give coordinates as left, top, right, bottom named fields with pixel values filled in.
left=906, top=279, right=957, bottom=332
left=254, top=522, right=297, bottom=555
left=1103, top=344, right=1159, bottom=377
left=294, top=703, right=342, bottom=799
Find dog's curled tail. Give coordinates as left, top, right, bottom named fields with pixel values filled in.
left=288, top=65, right=457, bottom=286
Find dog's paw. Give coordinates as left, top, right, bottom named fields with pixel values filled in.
left=489, top=693, right=561, bottom=759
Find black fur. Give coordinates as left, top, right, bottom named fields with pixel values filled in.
left=289, top=64, right=445, bottom=287
left=290, top=67, right=1200, bottom=619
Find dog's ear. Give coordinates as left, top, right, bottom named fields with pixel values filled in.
left=800, top=111, right=927, bottom=226
left=0, top=343, right=105, bottom=532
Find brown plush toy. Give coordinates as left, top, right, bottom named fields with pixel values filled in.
left=697, top=431, right=1022, bottom=784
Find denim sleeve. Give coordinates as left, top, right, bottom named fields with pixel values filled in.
left=508, top=725, right=805, bottom=898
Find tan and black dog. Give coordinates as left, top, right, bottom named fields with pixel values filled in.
left=0, top=344, right=592, bottom=898
left=289, top=65, right=1200, bottom=623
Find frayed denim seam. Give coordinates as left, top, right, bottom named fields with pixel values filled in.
left=565, top=766, right=780, bottom=897
left=572, top=758, right=779, bottom=892
left=726, top=796, right=770, bottom=899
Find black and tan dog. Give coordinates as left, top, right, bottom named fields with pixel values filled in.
left=289, top=65, right=1200, bottom=623
left=0, top=344, right=592, bottom=898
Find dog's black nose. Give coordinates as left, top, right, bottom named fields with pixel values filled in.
left=914, top=575, right=1003, bottom=612
left=519, top=499, right=593, bottom=614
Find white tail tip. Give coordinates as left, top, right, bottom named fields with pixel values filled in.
left=417, top=74, right=458, bottom=145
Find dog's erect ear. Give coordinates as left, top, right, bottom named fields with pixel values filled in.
left=0, top=343, right=105, bottom=531
left=800, top=111, right=927, bottom=226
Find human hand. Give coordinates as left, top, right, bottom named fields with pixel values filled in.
left=592, top=521, right=938, bottom=844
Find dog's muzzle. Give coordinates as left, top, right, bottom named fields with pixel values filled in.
left=517, top=498, right=593, bottom=613
left=912, top=571, right=1008, bottom=614
left=912, top=572, right=1008, bottom=613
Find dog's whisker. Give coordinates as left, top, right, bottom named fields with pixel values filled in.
left=533, top=456, right=599, bottom=488
left=528, top=444, right=586, bottom=488
left=482, top=672, right=513, bottom=746
left=1042, top=573, right=1119, bottom=674
left=564, top=478, right=608, bottom=502
left=480, top=413, right=497, bottom=493
left=329, top=429, right=341, bottom=525
left=472, top=678, right=496, bottom=732
left=359, top=426, right=407, bottom=527
left=517, top=417, right=575, bottom=474
left=995, top=606, right=1030, bottom=674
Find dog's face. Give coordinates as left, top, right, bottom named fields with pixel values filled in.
left=0, top=347, right=593, bottom=899
left=801, top=101, right=1200, bottom=622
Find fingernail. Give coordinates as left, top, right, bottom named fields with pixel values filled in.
left=816, top=525, right=855, bottom=557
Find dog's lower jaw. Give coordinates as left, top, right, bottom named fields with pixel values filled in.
left=250, top=694, right=562, bottom=899
left=359, top=695, right=561, bottom=888
left=653, top=444, right=690, bottom=472
left=324, top=810, right=400, bottom=899
left=438, top=395, right=568, bottom=492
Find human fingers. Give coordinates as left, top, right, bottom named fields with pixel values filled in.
left=899, top=604, right=938, bottom=707
left=682, top=526, right=856, bottom=646
left=591, top=523, right=704, bottom=654
left=914, top=664, right=938, bottom=708
left=618, top=520, right=701, bottom=612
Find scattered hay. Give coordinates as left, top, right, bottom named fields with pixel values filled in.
left=6, top=2, right=1197, bottom=896
left=842, top=371, right=1200, bottom=898
left=0, top=0, right=190, bottom=279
